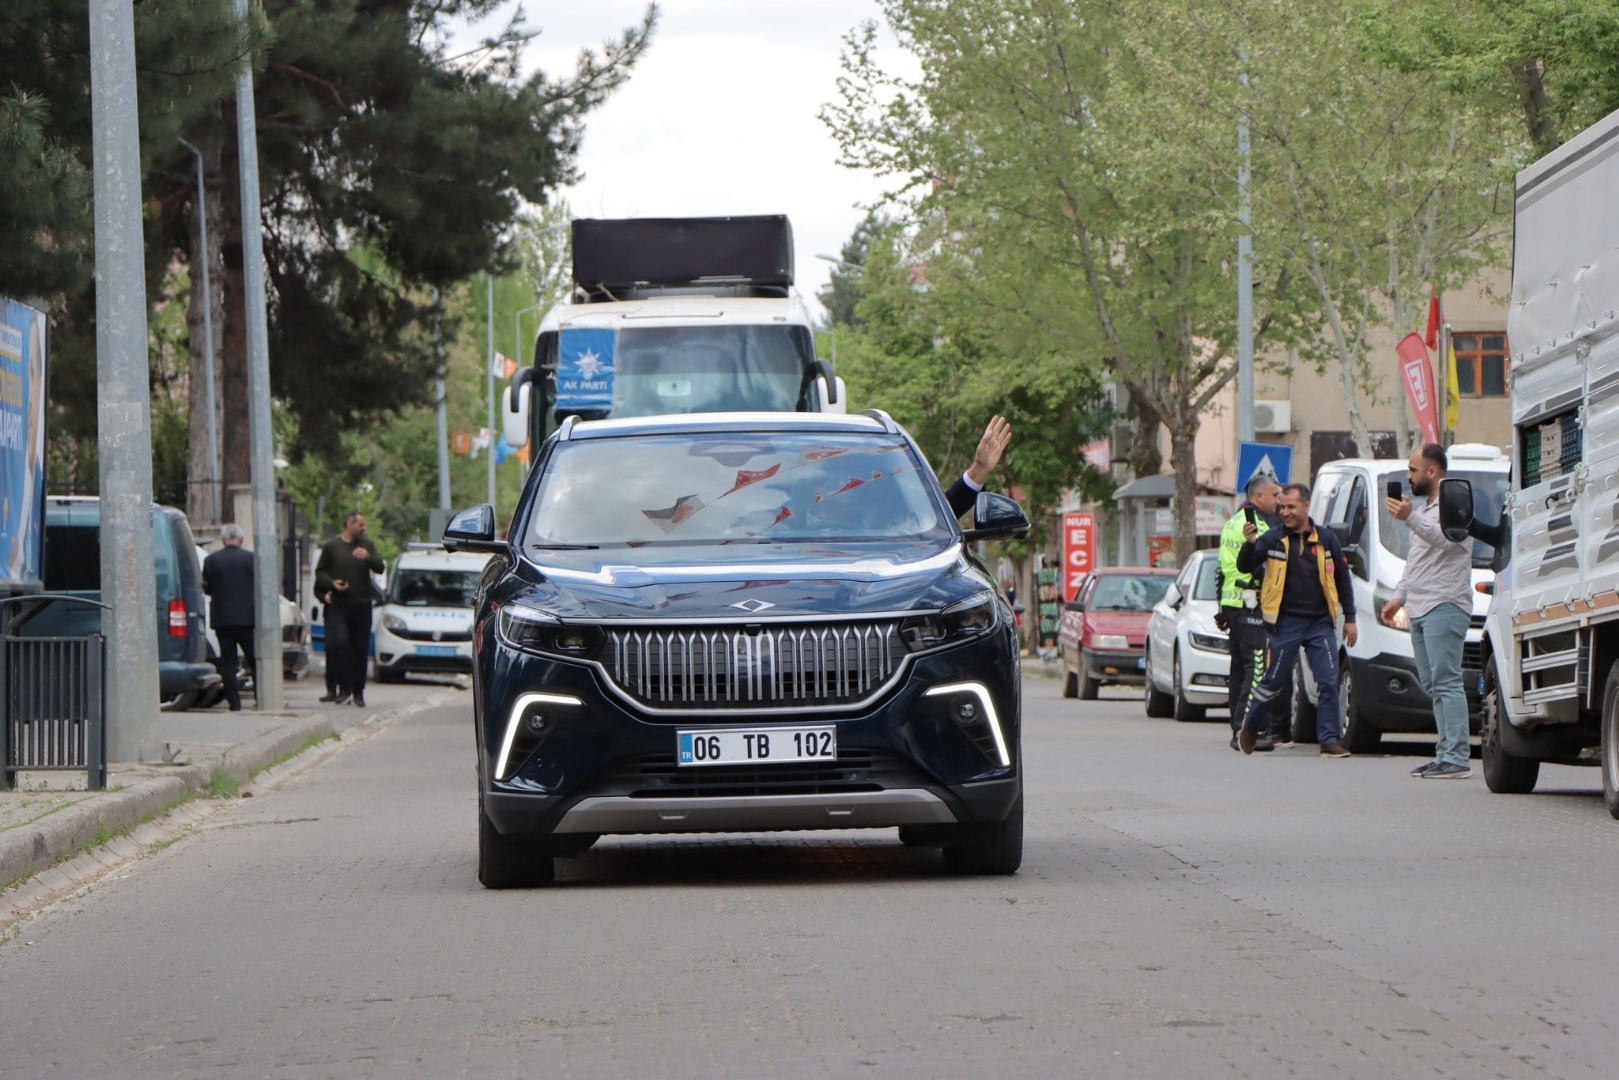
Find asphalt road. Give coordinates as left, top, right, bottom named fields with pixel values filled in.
left=2, top=676, right=1616, bottom=1078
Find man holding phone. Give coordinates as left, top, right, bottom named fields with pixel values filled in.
left=314, top=511, right=386, bottom=708
left=1218, top=474, right=1286, bottom=751
left=1383, top=444, right=1475, bottom=780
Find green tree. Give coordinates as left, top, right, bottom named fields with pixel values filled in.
left=816, top=208, right=888, bottom=328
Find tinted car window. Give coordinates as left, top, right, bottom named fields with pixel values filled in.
left=43, top=523, right=99, bottom=591
left=524, top=433, right=949, bottom=546
left=1087, top=575, right=1172, bottom=612
left=1378, top=468, right=1508, bottom=568
left=390, top=568, right=480, bottom=607
left=1191, top=557, right=1220, bottom=601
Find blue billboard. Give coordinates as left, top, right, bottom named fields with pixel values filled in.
left=0, top=298, right=47, bottom=589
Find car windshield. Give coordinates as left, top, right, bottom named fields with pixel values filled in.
left=388, top=568, right=480, bottom=607
left=1379, top=469, right=1508, bottom=568
left=1191, top=557, right=1221, bottom=601
left=523, top=432, right=950, bottom=546
left=610, top=326, right=814, bottom=416
left=1088, top=574, right=1172, bottom=611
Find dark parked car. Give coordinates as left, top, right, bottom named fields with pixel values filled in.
left=27, top=497, right=220, bottom=710
left=446, top=410, right=1031, bottom=888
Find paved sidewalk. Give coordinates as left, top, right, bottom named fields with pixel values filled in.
left=0, top=670, right=458, bottom=892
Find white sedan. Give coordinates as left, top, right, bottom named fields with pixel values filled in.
left=1142, top=549, right=1230, bottom=722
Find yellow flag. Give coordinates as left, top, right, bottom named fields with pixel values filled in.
left=1444, top=339, right=1461, bottom=430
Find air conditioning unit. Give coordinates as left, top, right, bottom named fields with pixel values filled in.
left=1253, top=400, right=1292, bottom=434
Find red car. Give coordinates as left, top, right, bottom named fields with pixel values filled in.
left=1058, top=566, right=1177, bottom=700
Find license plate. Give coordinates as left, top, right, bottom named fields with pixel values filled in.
left=416, top=645, right=456, bottom=657
left=1137, top=656, right=1146, bottom=670
left=677, top=726, right=837, bottom=767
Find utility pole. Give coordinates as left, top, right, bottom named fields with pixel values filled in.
left=234, top=0, right=283, bottom=710
left=486, top=273, right=497, bottom=511
left=178, top=137, right=221, bottom=525
left=90, top=0, right=160, bottom=762
left=1236, top=54, right=1255, bottom=446
left=434, top=287, right=450, bottom=510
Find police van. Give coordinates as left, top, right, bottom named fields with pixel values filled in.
left=371, top=544, right=491, bottom=682
left=1295, top=444, right=1510, bottom=750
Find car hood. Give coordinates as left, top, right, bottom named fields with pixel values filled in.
left=506, top=540, right=983, bottom=620
left=1085, top=611, right=1153, bottom=636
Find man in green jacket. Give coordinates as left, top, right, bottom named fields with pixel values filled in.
left=1218, top=475, right=1283, bottom=751
left=314, top=511, right=385, bottom=708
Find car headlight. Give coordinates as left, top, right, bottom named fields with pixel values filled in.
left=1189, top=631, right=1230, bottom=654
left=1373, top=588, right=1410, bottom=631
left=496, top=604, right=601, bottom=658
left=382, top=613, right=408, bottom=633
left=900, top=592, right=998, bottom=653
left=1092, top=634, right=1129, bottom=650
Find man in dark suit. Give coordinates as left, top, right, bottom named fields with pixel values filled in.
left=943, top=415, right=1012, bottom=519
left=202, top=523, right=256, bottom=712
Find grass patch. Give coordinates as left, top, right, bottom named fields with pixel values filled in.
left=251, top=730, right=341, bottom=779
left=207, top=773, right=241, bottom=800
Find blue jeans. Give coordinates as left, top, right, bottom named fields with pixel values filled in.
left=1243, top=615, right=1342, bottom=746
left=1410, top=602, right=1470, bottom=767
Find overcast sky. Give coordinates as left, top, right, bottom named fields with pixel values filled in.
left=486, top=2, right=909, bottom=318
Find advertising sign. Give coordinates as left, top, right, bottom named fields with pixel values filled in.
left=1060, top=511, right=1095, bottom=602
left=556, top=327, right=617, bottom=411
left=0, top=298, right=47, bottom=589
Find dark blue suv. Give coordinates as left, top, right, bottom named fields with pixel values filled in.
left=445, top=411, right=1031, bottom=887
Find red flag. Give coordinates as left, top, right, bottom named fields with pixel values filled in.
left=1424, top=292, right=1441, bottom=350
left=1396, top=333, right=1441, bottom=445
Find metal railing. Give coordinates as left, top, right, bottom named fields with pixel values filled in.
left=1, top=594, right=109, bottom=790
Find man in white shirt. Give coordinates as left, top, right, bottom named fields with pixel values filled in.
left=1383, top=444, right=1475, bottom=779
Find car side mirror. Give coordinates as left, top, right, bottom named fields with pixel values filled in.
left=1165, top=583, right=1183, bottom=609
left=1438, top=478, right=1474, bottom=542
left=962, top=492, right=1032, bottom=543
left=1064, top=599, right=1084, bottom=613
left=443, top=504, right=503, bottom=553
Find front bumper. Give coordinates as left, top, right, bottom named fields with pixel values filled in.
left=1347, top=651, right=1484, bottom=734
left=478, top=631, right=1022, bottom=838
left=375, top=628, right=474, bottom=675
left=1085, top=648, right=1146, bottom=686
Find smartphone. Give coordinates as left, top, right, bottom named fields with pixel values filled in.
left=1243, top=506, right=1257, bottom=526
left=1386, top=481, right=1402, bottom=501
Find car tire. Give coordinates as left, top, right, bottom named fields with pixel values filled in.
left=161, top=688, right=200, bottom=713
left=1290, top=659, right=1318, bottom=744
left=1339, top=663, right=1380, bottom=753
left=1062, top=665, right=1079, bottom=699
left=1171, top=650, right=1205, bottom=723
left=1603, top=660, right=1619, bottom=820
left=1481, top=656, right=1538, bottom=795
left=1143, top=651, right=1173, bottom=718
left=1078, top=651, right=1100, bottom=700
left=942, top=794, right=1023, bottom=875
left=478, top=793, right=555, bottom=889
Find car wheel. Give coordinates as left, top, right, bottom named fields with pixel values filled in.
left=1171, top=649, right=1205, bottom=723
left=1062, top=662, right=1079, bottom=699
left=1603, top=660, right=1619, bottom=820
left=941, top=794, right=1023, bottom=875
left=373, top=661, right=404, bottom=684
left=478, top=792, right=555, bottom=889
left=1078, top=651, right=1100, bottom=700
left=1481, top=656, right=1538, bottom=794
left=1290, top=658, right=1318, bottom=744
left=1143, top=650, right=1173, bottom=718
left=161, top=688, right=200, bottom=712
left=1339, top=662, right=1380, bottom=753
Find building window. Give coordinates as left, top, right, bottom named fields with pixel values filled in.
left=1452, top=332, right=1509, bottom=398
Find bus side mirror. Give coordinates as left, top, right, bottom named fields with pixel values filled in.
left=502, top=382, right=531, bottom=450
left=1438, top=478, right=1474, bottom=542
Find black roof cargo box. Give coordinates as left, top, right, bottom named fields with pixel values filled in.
left=571, top=215, right=794, bottom=293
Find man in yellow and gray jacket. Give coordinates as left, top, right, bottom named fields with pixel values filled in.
left=1217, top=474, right=1283, bottom=752
left=1234, top=482, right=1359, bottom=757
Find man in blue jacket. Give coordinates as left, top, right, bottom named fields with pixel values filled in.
left=1235, top=482, right=1359, bottom=756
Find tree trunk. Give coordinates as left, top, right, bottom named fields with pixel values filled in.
left=185, top=120, right=225, bottom=526
left=1513, top=58, right=1560, bottom=158
left=1168, top=405, right=1199, bottom=565
left=1126, top=384, right=1163, bottom=477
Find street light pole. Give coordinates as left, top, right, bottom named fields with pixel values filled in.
left=486, top=272, right=496, bottom=511
left=433, top=287, right=449, bottom=510
left=178, top=136, right=220, bottom=525
left=1236, top=52, right=1255, bottom=446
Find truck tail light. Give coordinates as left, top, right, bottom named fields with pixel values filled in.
left=168, top=599, right=187, bottom=637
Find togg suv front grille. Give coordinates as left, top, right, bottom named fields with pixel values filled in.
left=600, top=620, right=907, bottom=711
left=596, top=748, right=931, bottom=799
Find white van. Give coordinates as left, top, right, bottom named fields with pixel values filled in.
left=1295, top=444, right=1510, bottom=751
left=371, top=545, right=491, bottom=682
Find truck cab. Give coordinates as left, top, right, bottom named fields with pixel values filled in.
left=502, top=215, right=844, bottom=450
